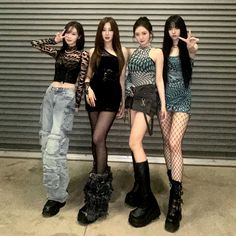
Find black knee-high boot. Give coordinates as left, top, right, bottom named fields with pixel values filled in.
left=129, top=161, right=161, bottom=227
left=125, top=152, right=141, bottom=207
left=77, top=167, right=113, bottom=225
left=165, top=180, right=183, bottom=232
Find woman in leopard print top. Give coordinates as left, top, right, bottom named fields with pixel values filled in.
left=31, top=21, right=89, bottom=218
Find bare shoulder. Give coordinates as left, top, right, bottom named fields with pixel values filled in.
left=121, top=46, right=129, bottom=57
left=151, top=47, right=163, bottom=55
left=89, top=48, right=95, bottom=56
left=150, top=47, right=163, bottom=62
left=127, top=48, right=135, bottom=58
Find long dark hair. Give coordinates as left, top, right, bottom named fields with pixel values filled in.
left=57, top=21, right=85, bottom=58
left=162, top=15, right=192, bottom=88
left=90, top=17, right=125, bottom=75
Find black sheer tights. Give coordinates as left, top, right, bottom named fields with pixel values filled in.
left=88, top=111, right=117, bottom=174
left=158, top=112, right=189, bottom=182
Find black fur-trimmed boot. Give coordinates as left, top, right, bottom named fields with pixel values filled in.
left=125, top=152, right=141, bottom=207
left=165, top=180, right=183, bottom=233
left=77, top=167, right=113, bottom=225
left=128, top=161, right=161, bottom=227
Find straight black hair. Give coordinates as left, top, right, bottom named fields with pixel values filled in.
left=162, top=15, right=192, bottom=88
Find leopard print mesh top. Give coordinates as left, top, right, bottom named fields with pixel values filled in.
left=31, top=38, right=89, bottom=108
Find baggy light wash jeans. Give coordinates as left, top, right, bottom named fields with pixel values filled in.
left=39, top=85, right=75, bottom=203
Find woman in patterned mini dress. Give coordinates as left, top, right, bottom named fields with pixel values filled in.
left=160, top=14, right=199, bottom=233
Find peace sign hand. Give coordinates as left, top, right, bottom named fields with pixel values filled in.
left=179, top=30, right=199, bottom=50
left=54, top=29, right=66, bottom=44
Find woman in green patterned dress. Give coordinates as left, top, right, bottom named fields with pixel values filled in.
left=160, top=15, right=199, bottom=233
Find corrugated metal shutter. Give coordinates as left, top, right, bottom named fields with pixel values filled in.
left=0, top=0, right=235, bottom=160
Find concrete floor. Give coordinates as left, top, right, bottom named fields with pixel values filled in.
left=0, top=157, right=235, bottom=236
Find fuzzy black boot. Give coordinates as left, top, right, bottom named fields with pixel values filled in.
left=77, top=167, right=113, bottom=225
left=128, top=161, right=161, bottom=227
left=125, top=152, right=141, bottom=207
left=165, top=180, right=183, bottom=233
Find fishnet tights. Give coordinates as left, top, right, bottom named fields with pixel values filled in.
left=88, top=111, right=117, bottom=174
left=158, top=112, right=189, bottom=182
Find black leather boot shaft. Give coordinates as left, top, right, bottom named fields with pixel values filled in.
left=125, top=152, right=142, bottom=207
left=129, top=161, right=160, bottom=227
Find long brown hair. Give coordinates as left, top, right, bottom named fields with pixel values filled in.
left=90, top=17, right=125, bottom=75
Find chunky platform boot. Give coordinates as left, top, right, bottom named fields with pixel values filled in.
left=128, top=161, right=161, bottom=227
left=42, top=200, right=66, bottom=217
left=125, top=153, right=141, bottom=207
left=77, top=167, right=113, bottom=225
left=165, top=180, right=183, bottom=233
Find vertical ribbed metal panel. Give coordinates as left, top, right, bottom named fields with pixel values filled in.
left=0, top=0, right=235, bottom=159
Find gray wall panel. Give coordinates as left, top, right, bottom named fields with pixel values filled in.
left=0, top=0, right=235, bottom=159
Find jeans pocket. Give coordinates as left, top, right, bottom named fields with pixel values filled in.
left=46, top=136, right=60, bottom=155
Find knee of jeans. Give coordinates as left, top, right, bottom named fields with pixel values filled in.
left=45, top=134, right=69, bottom=156
left=45, top=134, right=61, bottom=155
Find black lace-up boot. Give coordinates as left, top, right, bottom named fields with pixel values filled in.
left=165, top=180, right=183, bottom=232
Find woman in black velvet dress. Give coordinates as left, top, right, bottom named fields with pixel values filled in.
left=77, top=16, right=128, bottom=225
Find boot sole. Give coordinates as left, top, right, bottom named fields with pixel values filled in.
left=164, top=215, right=182, bottom=232
left=77, top=209, right=108, bottom=225
left=42, top=202, right=66, bottom=217
left=128, top=207, right=161, bottom=228
left=165, top=221, right=180, bottom=233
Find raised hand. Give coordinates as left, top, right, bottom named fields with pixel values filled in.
left=54, top=29, right=66, bottom=44
left=178, top=30, right=199, bottom=50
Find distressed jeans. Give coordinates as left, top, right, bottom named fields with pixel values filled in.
left=39, top=85, right=75, bottom=203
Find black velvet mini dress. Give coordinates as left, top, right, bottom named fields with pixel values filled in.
left=85, top=50, right=121, bottom=112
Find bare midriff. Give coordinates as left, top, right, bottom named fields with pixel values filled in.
left=51, top=81, right=76, bottom=89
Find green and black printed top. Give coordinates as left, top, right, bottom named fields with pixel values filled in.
left=126, top=46, right=155, bottom=96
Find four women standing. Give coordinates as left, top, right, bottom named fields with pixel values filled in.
left=32, top=14, right=198, bottom=232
